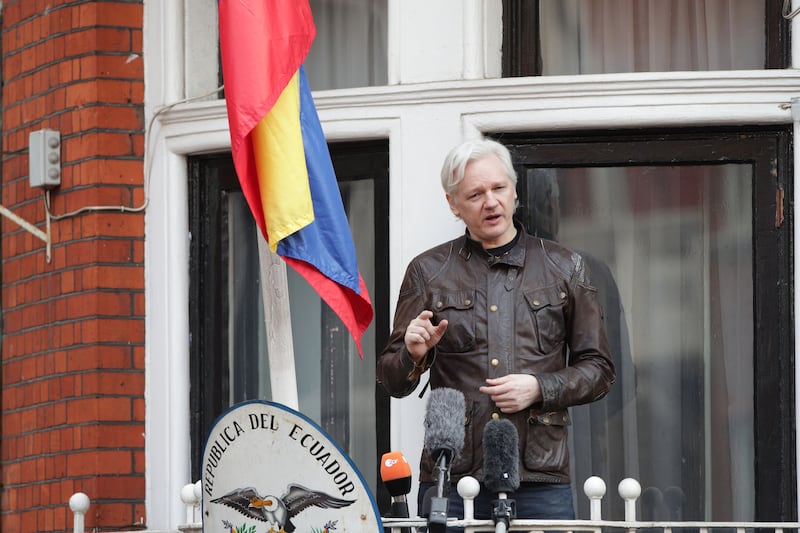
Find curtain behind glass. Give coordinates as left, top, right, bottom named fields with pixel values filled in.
left=521, top=164, right=754, bottom=521
left=227, top=184, right=379, bottom=494
left=229, top=193, right=271, bottom=403
left=340, top=179, right=378, bottom=493
left=305, top=0, right=388, bottom=90
left=539, top=0, right=765, bottom=74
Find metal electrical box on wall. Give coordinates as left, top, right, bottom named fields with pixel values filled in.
left=29, top=129, right=61, bottom=189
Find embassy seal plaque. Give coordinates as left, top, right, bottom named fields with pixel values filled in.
left=202, top=400, right=382, bottom=533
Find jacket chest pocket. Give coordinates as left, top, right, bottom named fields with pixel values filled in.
left=525, top=285, right=567, bottom=355
left=430, top=289, right=476, bottom=353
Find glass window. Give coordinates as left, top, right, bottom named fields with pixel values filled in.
left=226, top=179, right=377, bottom=461
left=504, top=0, right=786, bottom=76
left=305, top=0, right=388, bottom=90
left=539, top=0, right=765, bottom=74
left=505, top=128, right=793, bottom=520
left=522, top=164, right=753, bottom=519
left=197, top=0, right=388, bottom=98
left=188, top=141, right=390, bottom=504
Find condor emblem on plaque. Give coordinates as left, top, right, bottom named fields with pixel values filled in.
left=201, top=400, right=383, bottom=533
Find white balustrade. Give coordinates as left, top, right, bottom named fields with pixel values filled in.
left=583, top=475, right=606, bottom=521
left=180, top=482, right=200, bottom=525
left=68, top=492, right=90, bottom=533
left=68, top=477, right=800, bottom=533
left=457, top=475, right=482, bottom=521
left=618, top=477, right=642, bottom=522
left=178, top=481, right=203, bottom=532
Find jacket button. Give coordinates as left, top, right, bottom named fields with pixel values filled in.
left=542, top=416, right=551, bottom=424
left=491, top=412, right=500, bottom=420
left=491, top=358, right=499, bottom=367
left=532, top=300, right=540, bottom=306
left=435, top=301, right=443, bottom=309
left=560, top=291, right=567, bottom=299
left=490, top=305, right=498, bottom=312
left=464, top=299, right=471, bottom=305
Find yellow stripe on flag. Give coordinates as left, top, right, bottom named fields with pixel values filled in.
left=252, top=71, right=314, bottom=252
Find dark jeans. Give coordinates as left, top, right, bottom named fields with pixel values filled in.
left=418, top=481, right=574, bottom=532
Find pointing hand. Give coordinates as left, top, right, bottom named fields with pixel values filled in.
left=404, top=310, right=448, bottom=361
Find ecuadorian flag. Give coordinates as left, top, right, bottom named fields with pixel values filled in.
left=218, top=0, right=373, bottom=357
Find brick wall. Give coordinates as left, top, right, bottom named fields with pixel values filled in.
left=1, top=1, right=146, bottom=532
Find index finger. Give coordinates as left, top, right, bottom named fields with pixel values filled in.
left=417, top=310, right=434, bottom=321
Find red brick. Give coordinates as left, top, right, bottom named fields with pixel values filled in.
left=79, top=423, right=144, bottom=448
left=95, top=475, right=145, bottom=499
left=67, top=397, right=133, bottom=424
left=88, top=372, right=144, bottom=396
left=79, top=54, right=144, bottom=80
left=132, top=346, right=145, bottom=370
left=81, top=265, right=144, bottom=290
left=64, top=28, right=132, bottom=56
left=65, top=345, right=132, bottom=371
left=3, top=2, right=147, bottom=530
left=91, top=2, right=145, bottom=28
left=77, top=158, right=144, bottom=186
left=64, top=291, right=133, bottom=319
left=67, top=449, right=133, bottom=476
left=92, top=501, right=140, bottom=529
left=80, top=318, right=144, bottom=344
left=132, top=397, right=145, bottom=421
left=69, top=104, right=143, bottom=132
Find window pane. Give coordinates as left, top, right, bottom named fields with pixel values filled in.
left=539, top=0, right=766, bottom=74
left=210, top=0, right=388, bottom=95
left=226, top=179, right=378, bottom=494
left=228, top=193, right=271, bottom=403
left=520, top=164, right=754, bottom=520
left=305, top=0, right=388, bottom=90
left=339, top=179, right=377, bottom=488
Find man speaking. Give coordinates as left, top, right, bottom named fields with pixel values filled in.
left=377, top=137, right=616, bottom=529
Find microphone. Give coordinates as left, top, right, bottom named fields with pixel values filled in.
left=380, top=451, right=412, bottom=531
left=483, top=418, right=520, bottom=533
left=422, top=388, right=465, bottom=533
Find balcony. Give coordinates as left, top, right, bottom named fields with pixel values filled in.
left=68, top=476, right=800, bottom=533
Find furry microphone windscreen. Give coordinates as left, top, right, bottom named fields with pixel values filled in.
left=423, top=388, right=466, bottom=460
left=482, top=418, right=520, bottom=493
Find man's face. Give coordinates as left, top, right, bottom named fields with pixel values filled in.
left=447, top=153, right=518, bottom=249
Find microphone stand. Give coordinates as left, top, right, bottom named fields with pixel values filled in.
left=389, top=495, right=410, bottom=519
left=490, top=492, right=516, bottom=533
left=426, top=451, right=450, bottom=533
left=387, top=495, right=411, bottom=533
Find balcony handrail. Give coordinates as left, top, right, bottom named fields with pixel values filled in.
left=69, top=477, right=800, bottom=533
left=381, top=517, right=800, bottom=532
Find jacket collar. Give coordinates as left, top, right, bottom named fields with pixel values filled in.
left=458, top=221, right=526, bottom=267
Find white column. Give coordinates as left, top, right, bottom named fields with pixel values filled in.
left=462, top=0, right=484, bottom=79
left=143, top=2, right=191, bottom=528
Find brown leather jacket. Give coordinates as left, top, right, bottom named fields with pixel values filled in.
left=377, top=228, right=616, bottom=484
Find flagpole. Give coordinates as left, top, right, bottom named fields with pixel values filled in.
left=257, top=232, right=300, bottom=410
